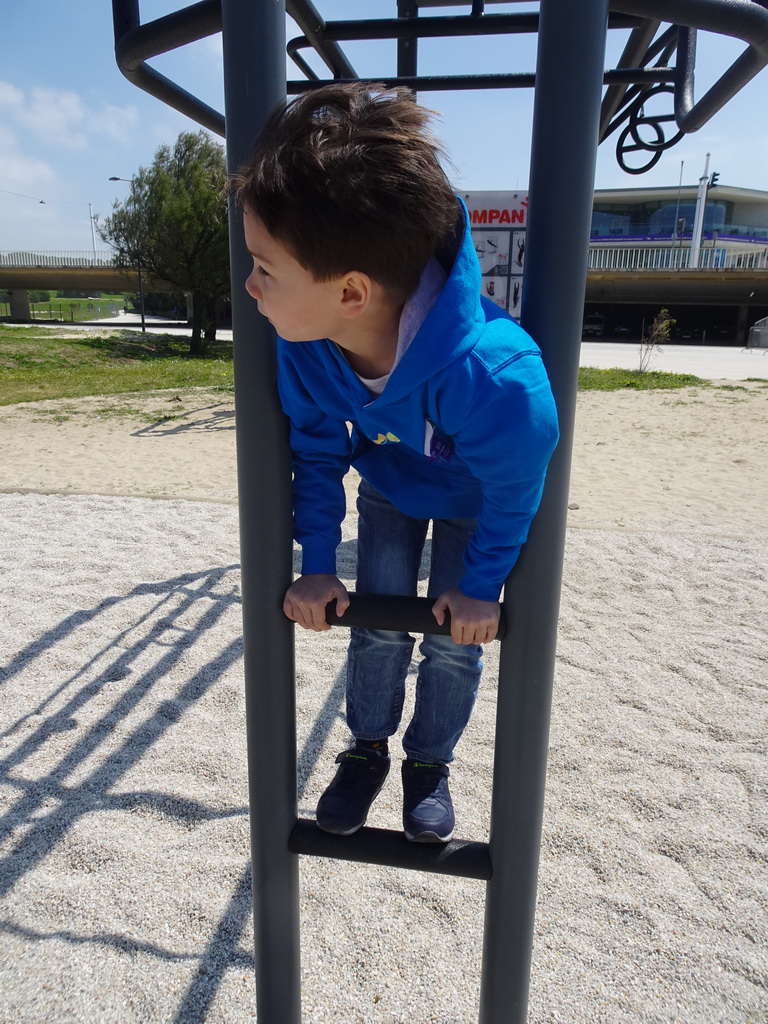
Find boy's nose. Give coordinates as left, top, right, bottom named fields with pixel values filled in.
left=245, top=271, right=262, bottom=301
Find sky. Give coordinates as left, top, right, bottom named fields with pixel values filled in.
left=2, top=0, right=768, bottom=253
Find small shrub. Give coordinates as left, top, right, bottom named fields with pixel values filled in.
left=639, top=308, right=675, bottom=372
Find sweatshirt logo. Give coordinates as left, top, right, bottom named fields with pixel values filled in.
left=429, top=433, right=454, bottom=463
left=373, top=432, right=400, bottom=445
left=424, top=421, right=454, bottom=463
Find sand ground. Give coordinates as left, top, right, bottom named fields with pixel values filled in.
left=0, top=375, right=766, bottom=1023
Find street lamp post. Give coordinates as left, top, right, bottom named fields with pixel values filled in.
left=689, top=153, right=711, bottom=270
left=88, top=202, right=97, bottom=257
left=672, top=159, right=684, bottom=242
left=108, top=176, right=146, bottom=333
left=677, top=217, right=686, bottom=268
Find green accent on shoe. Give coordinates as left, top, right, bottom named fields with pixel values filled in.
left=316, top=747, right=391, bottom=836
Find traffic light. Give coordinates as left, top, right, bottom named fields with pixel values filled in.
left=709, top=171, right=720, bottom=188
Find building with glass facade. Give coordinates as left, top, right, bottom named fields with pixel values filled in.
left=584, top=185, right=768, bottom=345
left=591, top=185, right=768, bottom=245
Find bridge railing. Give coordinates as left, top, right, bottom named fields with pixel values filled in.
left=0, top=251, right=118, bottom=268
left=4, top=247, right=766, bottom=273
left=588, top=245, right=768, bottom=271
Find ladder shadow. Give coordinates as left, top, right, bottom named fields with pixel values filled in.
left=0, top=565, right=258, bottom=996
left=1, top=553, right=354, bottom=1022
left=130, top=402, right=236, bottom=438
left=172, top=537, right=436, bottom=1022
left=170, top=664, right=347, bottom=1024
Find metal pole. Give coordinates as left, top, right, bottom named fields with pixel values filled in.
left=88, top=202, right=97, bottom=256
left=137, top=256, right=146, bottom=333
left=397, top=0, right=419, bottom=78
left=690, top=152, right=710, bottom=268
left=673, top=159, right=684, bottom=240
left=220, top=4, right=300, bottom=1023
left=478, top=1, right=608, bottom=1021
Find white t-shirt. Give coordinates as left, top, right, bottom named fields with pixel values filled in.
left=353, top=257, right=448, bottom=397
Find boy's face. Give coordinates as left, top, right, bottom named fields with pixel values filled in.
left=243, top=206, right=347, bottom=342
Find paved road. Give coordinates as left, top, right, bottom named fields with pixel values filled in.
left=105, top=314, right=768, bottom=381
left=579, top=341, right=768, bottom=381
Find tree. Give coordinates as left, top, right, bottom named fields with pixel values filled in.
left=99, top=131, right=230, bottom=355
left=126, top=290, right=186, bottom=317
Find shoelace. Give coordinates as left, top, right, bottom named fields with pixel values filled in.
left=407, top=768, right=448, bottom=800
left=336, top=755, right=385, bottom=785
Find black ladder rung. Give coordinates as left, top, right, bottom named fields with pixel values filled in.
left=289, top=817, right=492, bottom=880
left=324, top=592, right=507, bottom=641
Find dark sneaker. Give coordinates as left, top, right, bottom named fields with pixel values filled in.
left=401, top=758, right=454, bottom=843
left=316, top=747, right=390, bottom=835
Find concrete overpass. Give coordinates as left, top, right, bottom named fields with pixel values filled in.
left=586, top=268, right=768, bottom=305
left=2, top=248, right=767, bottom=340
left=586, top=245, right=768, bottom=301
left=583, top=245, right=768, bottom=344
left=0, top=251, right=169, bottom=318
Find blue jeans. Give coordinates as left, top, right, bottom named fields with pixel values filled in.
left=346, top=479, right=483, bottom=764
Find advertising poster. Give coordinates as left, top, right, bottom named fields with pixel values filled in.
left=463, top=191, right=528, bottom=317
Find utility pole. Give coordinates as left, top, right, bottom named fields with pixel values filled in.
left=88, top=202, right=97, bottom=257
left=689, top=153, right=710, bottom=268
left=672, top=160, right=684, bottom=239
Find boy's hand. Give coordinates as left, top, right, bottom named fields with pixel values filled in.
left=432, top=588, right=500, bottom=645
left=283, top=574, right=350, bottom=632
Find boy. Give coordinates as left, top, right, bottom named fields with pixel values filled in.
left=228, top=82, right=558, bottom=843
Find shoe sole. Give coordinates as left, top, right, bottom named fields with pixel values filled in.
left=316, top=820, right=365, bottom=836
left=404, top=829, right=454, bottom=843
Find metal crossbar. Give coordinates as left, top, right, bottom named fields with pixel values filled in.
left=109, top=2, right=767, bottom=1021
left=323, top=592, right=508, bottom=640
left=289, top=818, right=493, bottom=880
left=113, top=1, right=768, bottom=169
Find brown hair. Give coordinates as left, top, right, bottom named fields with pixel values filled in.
left=227, top=82, right=459, bottom=297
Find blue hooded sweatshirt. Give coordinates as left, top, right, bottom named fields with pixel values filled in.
left=276, top=200, right=559, bottom=602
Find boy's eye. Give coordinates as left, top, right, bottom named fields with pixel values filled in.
left=257, top=265, right=270, bottom=278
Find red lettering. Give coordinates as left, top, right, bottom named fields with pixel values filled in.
left=470, top=205, right=527, bottom=226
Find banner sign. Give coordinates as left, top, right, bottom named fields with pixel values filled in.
left=463, top=191, right=528, bottom=317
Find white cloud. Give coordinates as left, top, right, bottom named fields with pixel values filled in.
left=0, top=81, right=24, bottom=109
left=23, top=86, right=90, bottom=149
left=0, top=79, right=139, bottom=150
left=89, top=102, right=140, bottom=142
left=0, top=129, right=56, bottom=195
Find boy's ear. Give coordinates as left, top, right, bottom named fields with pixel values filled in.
left=338, top=272, right=372, bottom=320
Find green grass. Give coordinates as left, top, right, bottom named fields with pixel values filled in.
left=4, top=292, right=131, bottom=324
left=0, top=325, right=233, bottom=405
left=577, top=367, right=706, bottom=391
left=0, top=324, right=716, bottom=406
